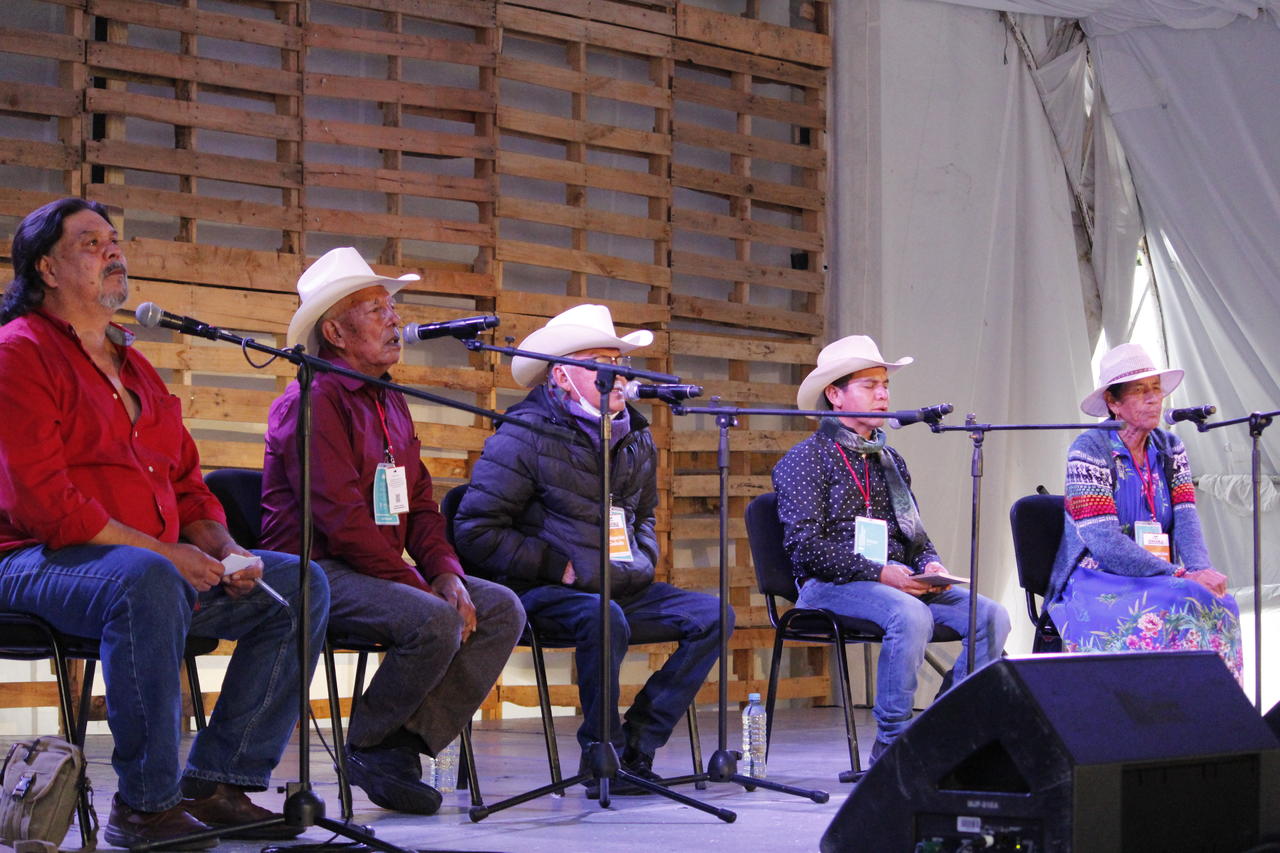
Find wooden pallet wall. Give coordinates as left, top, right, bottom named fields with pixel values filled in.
left=0, top=0, right=831, bottom=724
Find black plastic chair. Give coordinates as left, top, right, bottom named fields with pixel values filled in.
left=204, top=468, right=480, bottom=818
left=744, top=492, right=960, bottom=781
left=441, top=483, right=705, bottom=789
left=0, top=614, right=215, bottom=846
left=1009, top=492, right=1066, bottom=653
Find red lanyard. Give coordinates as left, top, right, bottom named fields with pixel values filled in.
left=835, top=445, right=872, bottom=509
left=372, top=395, right=396, bottom=465
left=1132, top=448, right=1158, bottom=521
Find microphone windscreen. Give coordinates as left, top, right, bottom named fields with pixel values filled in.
left=135, top=302, right=163, bottom=328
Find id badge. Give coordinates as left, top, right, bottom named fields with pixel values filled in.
left=854, top=516, right=888, bottom=564
left=373, top=463, right=404, bottom=525
left=1141, top=532, right=1171, bottom=561
left=608, top=505, right=634, bottom=562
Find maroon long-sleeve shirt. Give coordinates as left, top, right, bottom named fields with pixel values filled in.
left=260, top=356, right=463, bottom=591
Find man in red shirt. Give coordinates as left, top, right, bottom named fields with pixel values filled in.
left=260, top=248, right=523, bottom=815
left=0, top=198, right=329, bottom=849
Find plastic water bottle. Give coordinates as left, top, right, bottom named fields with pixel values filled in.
left=425, top=738, right=460, bottom=792
left=741, top=692, right=768, bottom=779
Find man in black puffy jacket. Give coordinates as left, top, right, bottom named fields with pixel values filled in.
left=454, top=304, right=729, bottom=796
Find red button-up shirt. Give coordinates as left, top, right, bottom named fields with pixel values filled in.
left=0, top=309, right=225, bottom=552
left=259, top=357, right=463, bottom=592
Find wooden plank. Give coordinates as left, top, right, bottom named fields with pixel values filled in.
left=87, top=140, right=303, bottom=189
left=497, top=57, right=671, bottom=110
left=497, top=240, right=670, bottom=288
left=0, top=188, right=70, bottom=219
left=498, top=5, right=670, bottom=59
left=671, top=294, right=822, bottom=336
left=503, top=0, right=675, bottom=36
left=123, top=239, right=302, bottom=293
left=668, top=330, right=818, bottom=363
left=673, top=77, right=824, bottom=128
left=676, top=6, right=831, bottom=69
left=0, top=27, right=81, bottom=62
left=304, top=118, right=493, bottom=160
left=85, top=88, right=300, bottom=141
left=196, top=440, right=269, bottom=471
left=672, top=39, right=826, bottom=89
left=178, top=385, right=277, bottom=423
left=316, top=0, right=496, bottom=29
left=0, top=139, right=77, bottom=171
left=672, top=207, right=822, bottom=253
left=677, top=378, right=796, bottom=405
left=304, top=73, right=494, bottom=114
left=0, top=81, right=78, bottom=118
left=124, top=281, right=298, bottom=331
left=303, top=207, right=493, bottom=247
left=672, top=122, right=824, bottom=171
left=672, top=164, right=823, bottom=212
left=87, top=43, right=299, bottom=97
left=671, top=429, right=811, bottom=453
left=87, top=184, right=302, bottom=232
left=497, top=197, right=669, bottom=242
left=306, top=164, right=491, bottom=204
left=304, top=23, right=496, bottom=66
left=494, top=293, right=668, bottom=327
left=674, top=474, right=772, bottom=499
left=401, top=269, right=497, bottom=299
left=498, top=106, right=670, bottom=156
left=498, top=151, right=668, bottom=199
left=671, top=251, right=823, bottom=294
left=87, top=0, right=301, bottom=50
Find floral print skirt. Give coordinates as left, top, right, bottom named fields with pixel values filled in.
left=1047, top=556, right=1244, bottom=685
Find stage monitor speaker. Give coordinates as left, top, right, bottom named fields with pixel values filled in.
left=822, top=652, right=1280, bottom=853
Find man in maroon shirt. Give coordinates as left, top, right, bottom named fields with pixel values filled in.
left=0, top=198, right=330, bottom=849
left=261, top=248, right=523, bottom=815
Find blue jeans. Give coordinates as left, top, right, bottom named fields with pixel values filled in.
left=0, top=544, right=329, bottom=812
left=797, top=578, right=1010, bottom=742
left=520, top=581, right=730, bottom=758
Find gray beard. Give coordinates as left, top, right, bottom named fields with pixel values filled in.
left=99, top=275, right=128, bottom=311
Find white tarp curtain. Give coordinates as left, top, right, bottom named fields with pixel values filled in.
left=830, top=1, right=1098, bottom=659
left=919, top=0, right=1280, bottom=597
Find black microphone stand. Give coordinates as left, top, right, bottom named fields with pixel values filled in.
left=661, top=401, right=952, bottom=796
left=1195, top=408, right=1279, bottom=708
left=455, top=338, right=734, bottom=822
left=131, top=320, right=547, bottom=853
left=925, top=415, right=1124, bottom=677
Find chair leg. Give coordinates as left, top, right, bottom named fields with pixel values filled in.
left=528, top=635, right=563, bottom=788
left=685, top=703, right=707, bottom=788
left=857, top=643, right=874, bottom=708
left=763, top=630, right=786, bottom=762
left=75, top=660, right=95, bottom=749
left=459, top=723, right=482, bottom=808
left=53, top=645, right=94, bottom=849
left=322, top=643, right=354, bottom=822
left=185, top=655, right=207, bottom=730
left=835, top=642, right=861, bottom=778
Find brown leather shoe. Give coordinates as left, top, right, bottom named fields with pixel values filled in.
left=103, top=794, right=218, bottom=850
left=182, top=783, right=303, bottom=840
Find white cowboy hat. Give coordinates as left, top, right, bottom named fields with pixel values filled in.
left=510, top=304, right=654, bottom=387
left=286, top=247, right=419, bottom=354
left=1081, top=342, right=1183, bottom=417
left=796, top=335, right=913, bottom=414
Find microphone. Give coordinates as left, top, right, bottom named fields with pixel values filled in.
left=888, top=403, right=954, bottom=429
left=1165, top=404, right=1216, bottom=425
left=623, top=381, right=702, bottom=403
left=134, top=302, right=219, bottom=338
left=403, top=314, right=499, bottom=343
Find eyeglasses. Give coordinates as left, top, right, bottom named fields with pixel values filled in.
left=582, top=355, right=632, bottom=368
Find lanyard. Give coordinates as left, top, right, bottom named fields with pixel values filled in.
left=835, top=444, right=872, bottom=510
left=372, top=395, right=397, bottom=466
left=1132, top=448, right=1158, bottom=521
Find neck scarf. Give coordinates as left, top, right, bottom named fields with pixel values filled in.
left=820, top=418, right=929, bottom=554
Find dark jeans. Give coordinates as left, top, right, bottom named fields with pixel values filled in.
left=321, top=561, right=525, bottom=756
left=0, top=544, right=328, bottom=812
left=519, top=581, right=729, bottom=759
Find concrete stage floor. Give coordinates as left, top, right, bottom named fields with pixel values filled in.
left=74, top=705, right=875, bottom=852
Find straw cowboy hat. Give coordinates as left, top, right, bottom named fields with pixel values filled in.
left=510, top=304, right=654, bottom=387
left=796, top=335, right=913, bottom=414
left=287, top=247, right=419, bottom=355
left=1081, top=342, right=1183, bottom=417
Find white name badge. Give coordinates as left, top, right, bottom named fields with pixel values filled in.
left=854, top=516, right=888, bottom=565
left=1141, top=532, right=1171, bottom=561
left=373, top=463, right=408, bottom=525
left=608, top=505, right=634, bottom=562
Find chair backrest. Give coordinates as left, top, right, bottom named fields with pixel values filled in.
left=205, top=468, right=265, bottom=549
left=440, top=482, right=468, bottom=547
left=1009, top=493, right=1065, bottom=601
left=744, top=493, right=801, bottom=604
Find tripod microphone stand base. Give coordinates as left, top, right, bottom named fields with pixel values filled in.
left=468, top=740, right=736, bottom=823
left=698, top=748, right=830, bottom=802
